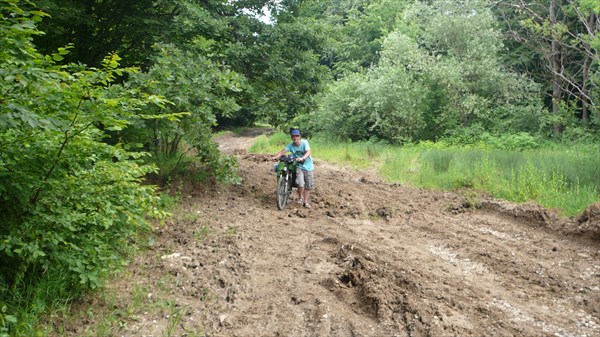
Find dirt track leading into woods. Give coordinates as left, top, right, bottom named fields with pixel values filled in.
left=59, top=128, right=599, bottom=337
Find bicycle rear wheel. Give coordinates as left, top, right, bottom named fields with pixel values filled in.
left=276, top=173, right=291, bottom=210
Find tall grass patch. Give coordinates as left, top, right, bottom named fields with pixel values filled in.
left=379, top=148, right=421, bottom=182
left=489, top=149, right=599, bottom=214
left=380, top=146, right=598, bottom=215
left=248, top=132, right=290, bottom=154
left=1, top=267, right=83, bottom=336
left=309, top=139, right=387, bottom=169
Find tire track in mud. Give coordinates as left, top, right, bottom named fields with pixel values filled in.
left=68, top=134, right=598, bottom=337
left=221, top=152, right=600, bottom=337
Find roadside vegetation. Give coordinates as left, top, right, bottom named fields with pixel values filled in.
left=250, top=132, right=599, bottom=216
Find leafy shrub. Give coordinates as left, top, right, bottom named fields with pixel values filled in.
left=480, top=132, right=541, bottom=150
left=0, top=2, right=170, bottom=332
left=123, top=40, right=243, bottom=185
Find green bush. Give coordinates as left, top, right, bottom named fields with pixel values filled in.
left=0, top=2, right=170, bottom=333
left=480, top=132, right=541, bottom=150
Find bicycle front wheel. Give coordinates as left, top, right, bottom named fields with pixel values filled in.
left=276, top=174, right=290, bottom=210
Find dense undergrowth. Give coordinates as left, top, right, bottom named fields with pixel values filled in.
left=0, top=3, right=237, bottom=335
left=250, top=132, right=599, bottom=216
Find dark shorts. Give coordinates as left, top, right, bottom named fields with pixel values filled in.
left=295, top=168, right=315, bottom=190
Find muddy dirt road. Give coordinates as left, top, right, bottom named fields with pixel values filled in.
left=64, top=130, right=599, bottom=337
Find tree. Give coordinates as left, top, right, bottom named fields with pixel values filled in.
left=310, top=33, right=429, bottom=143
left=285, top=0, right=409, bottom=77
left=565, top=0, right=599, bottom=122
left=252, top=19, right=330, bottom=126
left=495, top=0, right=599, bottom=136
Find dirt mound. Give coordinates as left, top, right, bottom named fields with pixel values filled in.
left=56, top=131, right=600, bottom=337
left=575, top=202, right=600, bottom=240
left=480, top=199, right=559, bottom=227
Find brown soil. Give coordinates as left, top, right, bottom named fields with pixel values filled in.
left=60, top=129, right=600, bottom=337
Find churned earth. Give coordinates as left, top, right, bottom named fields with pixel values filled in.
left=57, top=128, right=599, bottom=337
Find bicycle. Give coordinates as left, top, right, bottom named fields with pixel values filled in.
left=274, top=155, right=303, bottom=210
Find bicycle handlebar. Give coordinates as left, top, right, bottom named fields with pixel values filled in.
left=278, top=155, right=304, bottom=164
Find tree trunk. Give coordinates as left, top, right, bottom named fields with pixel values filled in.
left=580, top=12, right=597, bottom=123
left=549, top=0, right=563, bottom=137
left=582, top=53, right=590, bottom=122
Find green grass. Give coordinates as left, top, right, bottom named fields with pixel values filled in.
left=310, top=139, right=387, bottom=169
left=249, top=131, right=599, bottom=216
left=249, top=132, right=290, bottom=154
left=0, top=267, right=85, bottom=337
left=384, top=146, right=599, bottom=215
left=194, top=225, right=213, bottom=242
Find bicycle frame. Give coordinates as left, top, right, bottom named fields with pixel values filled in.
left=275, top=155, right=297, bottom=210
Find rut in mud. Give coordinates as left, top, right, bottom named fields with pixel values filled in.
left=60, top=130, right=599, bottom=337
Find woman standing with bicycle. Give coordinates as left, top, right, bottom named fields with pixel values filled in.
left=272, top=129, right=315, bottom=208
